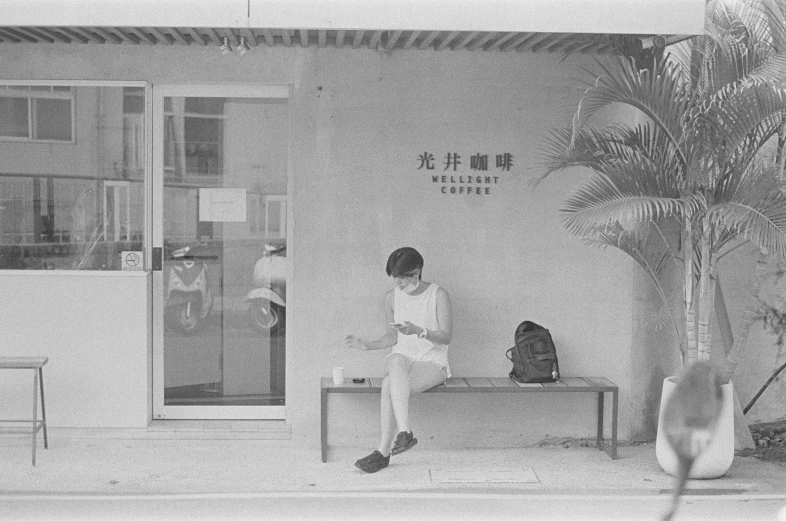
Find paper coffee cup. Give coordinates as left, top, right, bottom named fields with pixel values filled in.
left=332, top=367, right=345, bottom=385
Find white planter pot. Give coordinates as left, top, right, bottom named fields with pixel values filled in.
left=655, top=376, right=735, bottom=479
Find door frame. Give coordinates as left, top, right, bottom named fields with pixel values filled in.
left=151, top=84, right=291, bottom=420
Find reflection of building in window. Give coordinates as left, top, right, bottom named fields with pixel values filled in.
left=0, top=84, right=145, bottom=270
left=264, top=195, right=286, bottom=239
left=163, top=97, right=224, bottom=182
left=0, top=177, right=34, bottom=244
left=122, top=87, right=145, bottom=179
left=57, top=177, right=98, bottom=245
left=163, top=186, right=199, bottom=242
left=103, top=181, right=132, bottom=241
left=247, top=194, right=286, bottom=238
left=0, top=86, right=74, bottom=142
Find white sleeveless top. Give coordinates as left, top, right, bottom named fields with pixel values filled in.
left=392, top=283, right=451, bottom=377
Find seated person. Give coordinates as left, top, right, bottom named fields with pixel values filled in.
left=345, top=247, right=453, bottom=473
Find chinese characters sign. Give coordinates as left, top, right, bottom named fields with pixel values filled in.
left=417, top=151, right=513, bottom=195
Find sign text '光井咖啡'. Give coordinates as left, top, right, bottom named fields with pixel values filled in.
left=417, top=151, right=513, bottom=195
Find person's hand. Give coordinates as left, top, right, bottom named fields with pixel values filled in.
left=345, top=334, right=368, bottom=350
left=390, top=321, right=422, bottom=336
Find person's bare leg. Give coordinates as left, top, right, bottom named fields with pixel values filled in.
left=377, top=376, right=396, bottom=456
left=358, top=359, right=446, bottom=470
left=388, top=357, right=446, bottom=435
left=386, top=354, right=413, bottom=433
left=390, top=361, right=446, bottom=455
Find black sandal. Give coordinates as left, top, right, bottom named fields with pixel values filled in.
left=391, top=430, right=418, bottom=455
left=355, top=450, right=390, bottom=473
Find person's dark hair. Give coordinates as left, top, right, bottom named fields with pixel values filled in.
left=386, top=247, right=424, bottom=277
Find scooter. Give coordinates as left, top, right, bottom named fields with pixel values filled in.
left=245, top=243, right=286, bottom=333
left=165, top=244, right=213, bottom=334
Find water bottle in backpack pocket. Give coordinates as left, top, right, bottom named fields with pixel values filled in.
left=505, top=320, right=560, bottom=384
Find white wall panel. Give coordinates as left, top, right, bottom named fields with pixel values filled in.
left=0, top=273, right=149, bottom=428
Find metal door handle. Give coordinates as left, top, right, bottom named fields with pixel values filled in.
left=152, top=247, right=163, bottom=271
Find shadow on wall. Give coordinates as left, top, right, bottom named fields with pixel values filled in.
left=644, top=366, right=669, bottom=438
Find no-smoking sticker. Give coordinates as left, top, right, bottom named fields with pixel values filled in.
left=121, top=251, right=144, bottom=271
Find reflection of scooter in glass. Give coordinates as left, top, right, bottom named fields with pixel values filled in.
left=245, top=244, right=286, bottom=333
left=166, top=244, right=213, bottom=334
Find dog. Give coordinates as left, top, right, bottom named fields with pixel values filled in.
left=661, top=361, right=724, bottom=521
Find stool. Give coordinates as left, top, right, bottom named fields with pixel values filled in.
left=0, top=357, right=48, bottom=465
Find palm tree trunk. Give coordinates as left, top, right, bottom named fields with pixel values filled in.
left=715, top=276, right=734, bottom=358
left=684, top=219, right=697, bottom=365
left=696, top=223, right=714, bottom=362
left=776, top=115, right=786, bottom=179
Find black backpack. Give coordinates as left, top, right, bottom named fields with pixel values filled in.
left=506, top=321, right=560, bottom=383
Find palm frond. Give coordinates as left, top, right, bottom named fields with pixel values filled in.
left=759, top=0, right=786, bottom=53
left=707, top=1, right=773, bottom=87
left=667, top=34, right=703, bottom=81
left=535, top=126, right=636, bottom=185
left=690, top=81, right=786, bottom=163
left=561, top=161, right=688, bottom=236
left=702, top=0, right=786, bottom=87
left=535, top=122, right=685, bottom=187
left=715, top=226, right=745, bottom=257
left=708, top=164, right=786, bottom=258
left=571, top=56, right=689, bottom=165
left=748, top=51, right=786, bottom=84
left=620, top=123, right=686, bottom=174
left=726, top=113, right=785, bottom=168
left=585, top=227, right=673, bottom=281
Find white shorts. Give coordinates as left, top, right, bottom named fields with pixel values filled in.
left=385, top=352, right=448, bottom=388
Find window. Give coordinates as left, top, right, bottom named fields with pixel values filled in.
left=0, top=83, right=146, bottom=270
left=163, top=97, right=225, bottom=182
left=0, top=86, right=74, bottom=142
left=122, top=87, right=145, bottom=179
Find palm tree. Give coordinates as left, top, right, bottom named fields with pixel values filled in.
left=538, top=0, right=786, bottom=382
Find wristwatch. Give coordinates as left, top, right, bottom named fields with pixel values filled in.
left=418, top=327, right=428, bottom=340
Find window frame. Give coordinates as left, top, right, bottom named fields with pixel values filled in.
left=0, top=85, right=76, bottom=144
left=0, top=80, right=151, bottom=272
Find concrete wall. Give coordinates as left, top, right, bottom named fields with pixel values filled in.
left=715, top=244, right=786, bottom=425
left=0, top=43, right=638, bottom=447
left=286, top=48, right=634, bottom=447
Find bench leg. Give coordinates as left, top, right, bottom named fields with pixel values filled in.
left=32, top=368, right=39, bottom=466
left=596, top=391, right=604, bottom=451
left=321, top=388, right=328, bottom=463
left=39, top=367, right=48, bottom=449
left=597, top=390, right=619, bottom=460
left=611, top=389, right=618, bottom=459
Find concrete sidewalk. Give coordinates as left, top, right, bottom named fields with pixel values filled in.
left=1, top=430, right=786, bottom=498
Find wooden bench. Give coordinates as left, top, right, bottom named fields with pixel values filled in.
left=321, top=376, right=618, bottom=463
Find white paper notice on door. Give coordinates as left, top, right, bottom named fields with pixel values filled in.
left=199, top=188, right=247, bottom=222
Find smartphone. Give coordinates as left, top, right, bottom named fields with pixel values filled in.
left=389, top=322, right=404, bottom=327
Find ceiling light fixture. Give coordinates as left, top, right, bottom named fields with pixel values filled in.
left=237, top=37, right=250, bottom=56
left=220, top=37, right=232, bottom=55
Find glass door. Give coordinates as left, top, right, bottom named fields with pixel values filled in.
left=152, top=85, right=290, bottom=420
